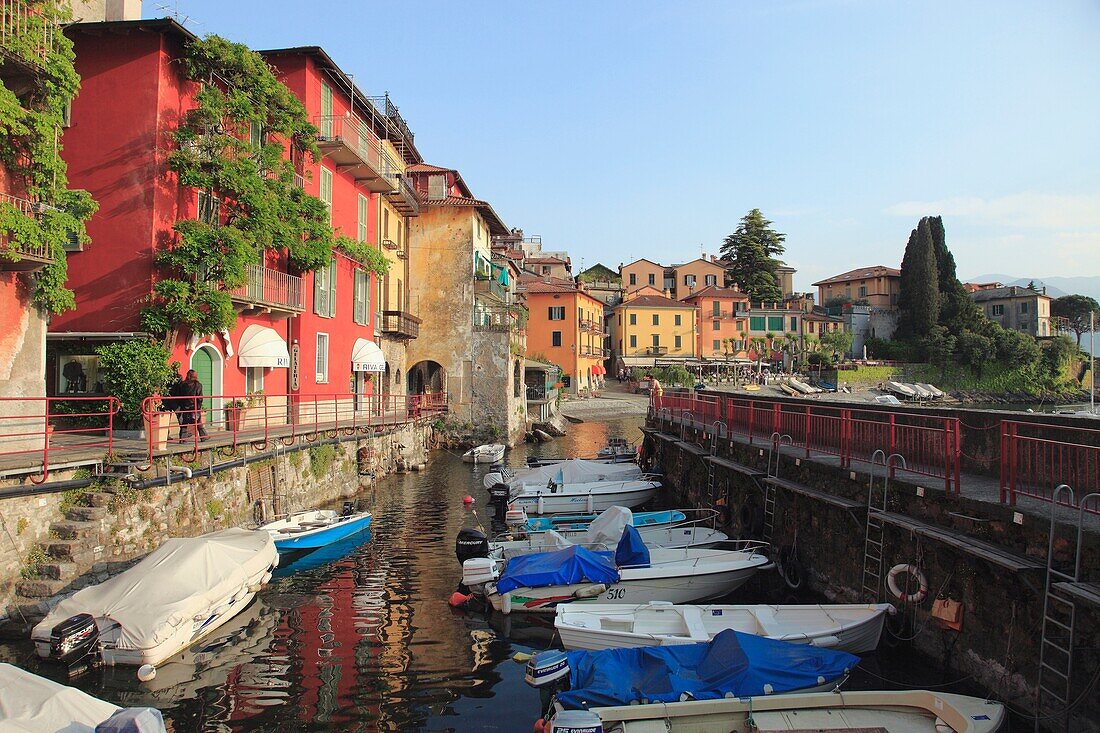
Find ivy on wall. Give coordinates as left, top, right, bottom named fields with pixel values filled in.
left=141, top=35, right=388, bottom=337
left=0, top=2, right=98, bottom=313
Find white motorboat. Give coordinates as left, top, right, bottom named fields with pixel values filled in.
left=507, top=479, right=661, bottom=515
left=908, top=382, right=934, bottom=399
left=884, top=381, right=918, bottom=399
left=463, top=443, right=506, bottom=463
left=0, top=663, right=167, bottom=733
left=484, top=458, right=642, bottom=490
left=787, top=378, right=821, bottom=394
left=554, top=601, right=893, bottom=653
left=916, top=382, right=946, bottom=399
left=596, top=437, right=636, bottom=461
left=483, top=541, right=772, bottom=614
left=546, top=689, right=1006, bottom=733
left=32, top=528, right=278, bottom=668
left=874, top=394, right=903, bottom=406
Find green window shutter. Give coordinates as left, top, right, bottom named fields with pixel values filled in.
left=328, top=259, right=338, bottom=318
left=768, top=316, right=784, bottom=331
left=320, top=82, right=333, bottom=137
left=749, top=316, right=765, bottom=331
left=314, top=268, right=327, bottom=315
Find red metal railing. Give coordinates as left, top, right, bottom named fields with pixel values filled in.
left=139, top=391, right=448, bottom=463
left=652, top=392, right=961, bottom=493
left=0, top=396, right=120, bottom=483
left=1001, top=421, right=1100, bottom=514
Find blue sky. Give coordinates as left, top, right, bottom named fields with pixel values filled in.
left=147, top=0, right=1100, bottom=292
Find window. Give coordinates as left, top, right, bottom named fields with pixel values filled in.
left=197, top=191, right=220, bottom=226
left=314, top=258, right=337, bottom=317
left=768, top=316, right=784, bottom=331
left=320, top=167, right=333, bottom=223
left=629, top=335, right=637, bottom=348
left=249, top=121, right=263, bottom=148
left=712, top=319, right=721, bottom=330
left=705, top=274, right=717, bottom=286
left=320, top=82, right=333, bottom=137
left=629, top=273, right=637, bottom=286
left=548, top=306, right=565, bottom=321
left=712, top=301, right=721, bottom=316
left=674, top=335, right=682, bottom=349
left=713, top=339, right=721, bottom=350
left=790, top=317, right=798, bottom=332
left=428, top=174, right=446, bottom=200
left=1020, top=301, right=1029, bottom=314
left=353, top=269, right=370, bottom=325
left=749, top=316, right=766, bottom=331
left=992, top=304, right=1005, bottom=316
left=245, top=366, right=264, bottom=394
left=315, top=333, right=329, bottom=383
left=859, top=286, right=867, bottom=298
left=674, top=314, right=681, bottom=326
left=652, top=334, right=660, bottom=347
left=541, top=265, right=551, bottom=275
left=551, top=331, right=562, bottom=347
left=357, top=194, right=368, bottom=242
left=629, top=313, right=636, bottom=325
left=648, top=274, right=655, bottom=286
left=383, top=207, right=390, bottom=240
left=683, top=274, right=695, bottom=287
left=652, top=314, right=659, bottom=326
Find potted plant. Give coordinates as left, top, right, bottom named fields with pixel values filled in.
left=225, top=398, right=247, bottom=432
left=96, top=340, right=177, bottom=449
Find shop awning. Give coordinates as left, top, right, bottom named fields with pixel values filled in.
left=592, top=364, right=605, bottom=375
left=237, top=325, right=290, bottom=368
left=351, top=338, right=386, bottom=372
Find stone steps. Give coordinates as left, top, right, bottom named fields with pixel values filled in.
left=50, top=520, right=99, bottom=540
left=65, top=505, right=107, bottom=522
left=86, top=492, right=114, bottom=508
left=45, top=539, right=95, bottom=565
left=37, top=562, right=79, bottom=581
left=15, top=578, right=68, bottom=598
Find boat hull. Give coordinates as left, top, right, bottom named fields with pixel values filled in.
left=492, top=525, right=727, bottom=559
left=271, top=512, right=373, bottom=551
left=509, top=485, right=659, bottom=515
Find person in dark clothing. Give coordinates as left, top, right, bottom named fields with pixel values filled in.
left=166, top=373, right=186, bottom=438
left=178, top=369, right=209, bottom=441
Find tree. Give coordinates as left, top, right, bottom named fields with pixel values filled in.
left=921, top=326, right=956, bottom=381
left=896, top=217, right=940, bottom=339
left=956, top=330, right=996, bottom=378
left=820, top=330, right=854, bottom=362
left=720, top=209, right=786, bottom=302
left=97, top=340, right=178, bottom=427
left=927, top=216, right=983, bottom=333
left=994, top=326, right=1041, bottom=365
left=1051, top=295, right=1100, bottom=345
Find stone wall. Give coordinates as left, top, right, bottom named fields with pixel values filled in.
left=0, top=422, right=431, bottom=622
left=0, top=275, right=46, bottom=455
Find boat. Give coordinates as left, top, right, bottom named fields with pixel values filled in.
left=523, top=508, right=686, bottom=533
left=261, top=504, right=373, bottom=552
left=524, top=628, right=856, bottom=712
left=489, top=507, right=728, bottom=558
left=787, top=378, right=821, bottom=395
left=541, top=689, right=1006, bottom=733
left=485, top=458, right=642, bottom=490
left=554, top=601, right=893, bottom=653
left=32, top=528, right=278, bottom=669
left=505, top=478, right=662, bottom=515
left=479, top=528, right=772, bottom=614
left=743, top=384, right=762, bottom=392
left=884, top=381, right=918, bottom=399
left=916, top=382, right=946, bottom=399
left=596, top=437, right=636, bottom=462
left=273, top=527, right=374, bottom=577
left=463, top=443, right=506, bottom=463
left=874, top=394, right=903, bottom=406
left=908, top=382, right=934, bottom=399
left=779, top=381, right=800, bottom=397
left=0, top=663, right=167, bottom=733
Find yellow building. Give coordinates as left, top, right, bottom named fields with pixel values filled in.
left=613, top=292, right=698, bottom=362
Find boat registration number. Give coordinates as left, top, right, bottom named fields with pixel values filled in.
left=605, top=588, right=626, bottom=600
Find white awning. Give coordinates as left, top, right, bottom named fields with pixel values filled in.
left=237, top=325, right=290, bottom=368
left=351, top=338, right=386, bottom=372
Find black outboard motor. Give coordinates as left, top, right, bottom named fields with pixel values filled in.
left=341, top=501, right=355, bottom=517
left=456, top=528, right=489, bottom=565
left=48, top=613, right=100, bottom=676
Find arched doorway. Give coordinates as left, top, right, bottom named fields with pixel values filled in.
left=190, top=343, right=223, bottom=427
left=407, top=360, right=445, bottom=395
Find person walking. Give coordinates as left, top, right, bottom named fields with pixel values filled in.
left=166, top=371, right=186, bottom=439
left=178, top=369, right=209, bottom=441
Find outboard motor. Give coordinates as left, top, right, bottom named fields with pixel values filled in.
left=545, top=711, right=602, bottom=733
left=526, top=650, right=574, bottom=723
left=456, top=528, right=489, bottom=565
left=48, top=613, right=100, bottom=676
left=341, top=501, right=355, bottom=517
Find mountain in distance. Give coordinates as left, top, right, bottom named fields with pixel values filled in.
left=966, top=274, right=1100, bottom=302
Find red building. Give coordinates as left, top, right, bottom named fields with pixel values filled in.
left=51, top=20, right=410, bottom=420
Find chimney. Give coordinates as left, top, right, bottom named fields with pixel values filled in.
left=71, top=0, right=142, bottom=21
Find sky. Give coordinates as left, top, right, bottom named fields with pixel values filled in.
left=145, top=0, right=1100, bottom=293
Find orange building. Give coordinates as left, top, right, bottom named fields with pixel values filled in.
left=813, top=265, right=900, bottom=308
left=521, top=279, right=607, bottom=394
left=620, top=258, right=665, bottom=295
left=671, top=258, right=726, bottom=300
left=682, top=286, right=751, bottom=359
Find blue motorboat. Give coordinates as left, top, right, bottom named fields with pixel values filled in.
left=273, top=529, right=373, bottom=577
left=526, top=627, right=857, bottom=710
left=524, top=509, right=686, bottom=533
left=261, top=507, right=373, bottom=553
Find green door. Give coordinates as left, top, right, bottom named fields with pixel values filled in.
left=192, top=348, right=214, bottom=416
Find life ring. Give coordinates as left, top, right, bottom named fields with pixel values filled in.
left=887, top=564, right=928, bottom=604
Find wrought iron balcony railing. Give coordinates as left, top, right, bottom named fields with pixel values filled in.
left=645, top=346, right=669, bottom=356
left=474, top=275, right=509, bottom=303
left=385, top=175, right=420, bottom=216
left=1, top=0, right=54, bottom=69
left=227, top=264, right=304, bottom=315
left=381, top=310, right=420, bottom=339
left=0, top=191, right=55, bottom=271
left=314, top=115, right=401, bottom=193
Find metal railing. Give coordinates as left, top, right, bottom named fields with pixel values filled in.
left=0, top=0, right=53, bottom=66
left=313, top=115, right=402, bottom=190
left=645, top=346, right=669, bottom=356
left=386, top=176, right=420, bottom=216
left=474, top=275, right=508, bottom=302
left=579, top=345, right=610, bottom=357
left=0, top=396, right=120, bottom=483
left=474, top=307, right=518, bottom=332
left=381, top=310, right=420, bottom=339
left=138, top=391, right=447, bottom=465
left=1001, top=421, right=1100, bottom=514
left=0, top=191, right=55, bottom=266
left=227, top=264, right=304, bottom=312
left=653, top=392, right=961, bottom=493
left=365, top=94, right=414, bottom=146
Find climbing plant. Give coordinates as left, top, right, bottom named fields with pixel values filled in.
left=0, top=2, right=98, bottom=312
left=140, top=35, right=387, bottom=337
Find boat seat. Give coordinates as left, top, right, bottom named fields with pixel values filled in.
left=278, top=527, right=309, bottom=534
left=599, top=617, right=634, bottom=632
left=679, top=607, right=710, bottom=640
left=298, top=521, right=332, bottom=528
left=752, top=607, right=804, bottom=638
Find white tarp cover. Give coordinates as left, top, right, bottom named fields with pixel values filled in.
left=350, top=338, right=386, bottom=372
left=33, top=529, right=276, bottom=655
left=0, top=662, right=119, bottom=733
left=584, top=506, right=634, bottom=547
left=518, top=459, right=641, bottom=487
left=236, top=325, right=290, bottom=368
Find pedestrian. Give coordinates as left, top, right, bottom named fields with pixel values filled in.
left=178, top=369, right=209, bottom=441
left=166, top=371, right=186, bottom=439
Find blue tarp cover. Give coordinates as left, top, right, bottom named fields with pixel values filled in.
left=614, top=525, right=650, bottom=568
left=555, top=628, right=858, bottom=709
left=495, top=545, right=619, bottom=594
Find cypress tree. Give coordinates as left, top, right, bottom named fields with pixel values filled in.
left=896, top=218, right=940, bottom=338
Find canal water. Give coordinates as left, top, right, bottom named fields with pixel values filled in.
left=0, top=415, right=1024, bottom=731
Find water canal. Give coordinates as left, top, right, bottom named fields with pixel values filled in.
left=0, top=415, right=1022, bottom=732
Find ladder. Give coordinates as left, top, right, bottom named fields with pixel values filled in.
left=1036, top=485, right=1097, bottom=732
left=862, top=451, right=906, bottom=602
left=763, top=433, right=792, bottom=543
left=706, top=421, right=725, bottom=506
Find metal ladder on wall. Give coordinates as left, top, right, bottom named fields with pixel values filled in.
left=1036, top=485, right=1098, bottom=732
left=862, top=451, right=906, bottom=602
left=763, top=433, right=792, bottom=543
left=706, top=421, right=726, bottom=508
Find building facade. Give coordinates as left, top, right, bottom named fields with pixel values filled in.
left=521, top=279, right=607, bottom=395
left=612, top=292, right=698, bottom=368
left=970, top=285, right=1052, bottom=337
left=813, top=265, right=901, bottom=308
left=682, top=286, right=750, bottom=359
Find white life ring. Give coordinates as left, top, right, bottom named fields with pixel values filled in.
left=887, top=564, right=928, bottom=603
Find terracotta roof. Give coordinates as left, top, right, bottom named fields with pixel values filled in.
left=523, top=280, right=579, bottom=294
left=619, top=294, right=697, bottom=309
left=682, top=285, right=748, bottom=301
left=621, top=257, right=663, bottom=269
left=970, top=285, right=1049, bottom=302
left=524, top=256, right=567, bottom=265
left=419, top=194, right=509, bottom=236
left=812, top=266, right=900, bottom=287
left=406, top=163, right=454, bottom=174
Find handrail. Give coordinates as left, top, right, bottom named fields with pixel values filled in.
left=0, top=396, right=120, bottom=483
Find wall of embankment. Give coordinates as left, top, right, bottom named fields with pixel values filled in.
left=644, top=409, right=1099, bottom=733
left=0, top=422, right=433, bottom=626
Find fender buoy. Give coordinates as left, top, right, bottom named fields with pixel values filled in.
left=448, top=591, right=472, bottom=608
left=887, top=564, right=928, bottom=604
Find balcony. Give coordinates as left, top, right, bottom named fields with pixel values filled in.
left=579, top=318, right=604, bottom=334
left=645, top=346, right=669, bottom=356
left=1, top=1, right=54, bottom=94
left=579, top=345, right=610, bottom=358
left=381, top=310, right=420, bottom=340
left=385, top=176, right=420, bottom=217
left=474, top=274, right=509, bottom=303
left=382, top=238, right=399, bottom=250
left=474, top=306, right=519, bottom=333
left=314, top=116, right=401, bottom=193
left=0, top=192, right=55, bottom=272
left=227, top=264, right=304, bottom=317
